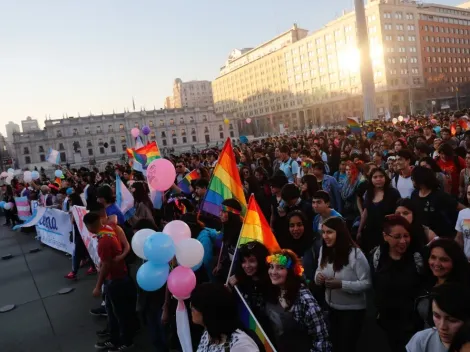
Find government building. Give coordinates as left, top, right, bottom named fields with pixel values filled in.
left=212, top=0, right=470, bottom=135
left=12, top=108, right=238, bottom=170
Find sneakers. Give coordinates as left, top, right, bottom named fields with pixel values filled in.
left=90, top=306, right=107, bottom=317
left=96, top=329, right=110, bottom=337
left=94, top=340, right=115, bottom=350
left=107, top=343, right=134, bottom=351
left=64, top=272, right=77, bottom=280
left=87, top=266, right=97, bottom=275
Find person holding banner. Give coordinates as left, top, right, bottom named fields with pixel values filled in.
left=97, top=185, right=126, bottom=226
left=265, top=249, right=331, bottom=351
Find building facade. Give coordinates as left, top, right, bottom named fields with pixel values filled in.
left=13, top=108, right=238, bottom=169
left=171, top=78, right=214, bottom=108
left=212, top=0, right=470, bottom=135
left=21, top=116, right=40, bottom=132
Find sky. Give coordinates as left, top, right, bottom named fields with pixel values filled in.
left=0, top=0, right=461, bottom=136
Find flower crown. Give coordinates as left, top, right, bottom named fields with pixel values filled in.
left=266, top=254, right=304, bottom=276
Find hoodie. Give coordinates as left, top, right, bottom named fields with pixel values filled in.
left=197, top=228, right=219, bottom=282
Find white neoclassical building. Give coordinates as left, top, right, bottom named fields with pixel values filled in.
left=13, top=107, right=239, bottom=170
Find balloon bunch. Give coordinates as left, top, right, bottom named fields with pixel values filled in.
left=0, top=201, right=14, bottom=210
left=132, top=220, right=204, bottom=299
left=0, top=168, right=15, bottom=185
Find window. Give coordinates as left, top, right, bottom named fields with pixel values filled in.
left=40, top=155, right=45, bottom=162
left=108, top=125, right=113, bottom=132
left=149, top=120, right=154, bottom=127
left=384, top=24, right=392, bottom=30
left=85, top=127, right=90, bottom=134
left=219, top=132, right=224, bottom=139
left=111, top=146, right=116, bottom=153
left=134, top=122, right=139, bottom=128
left=406, top=13, right=414, bottom=20
left=150, top=132, right=156, bottom=140
left=119, top=124, right=124, bottom=131
left=73, top=128, right=78, bottom=136
left=408, top=36, right=416, bottom=42
left=395, top=12, right=403, bottom=20
left=230, top=131, right=234, bottom=138
left=25, top=156, right=31, bottom=164
left=88, top=149, right=93, bottom=156
left=397, top=35, right=405, bottom=41
left=202, top=115, right=208, bottom=122
left=407, top=25, right=415, bottom=31
left=161, top=131, right=166, bottom=138
left=181, top=129, right=186, bottom=136
left=385, top=35, right=392, bottom=41
left=23, top=147, right=30, bottom=154
left=218, top=124, right=223, bottom=131
left=229, top=124, right=233, bottom=130
left=396, top=24, right=404, bottom=31
left=384, top=12, right=392, bottom=19
left=56, top=130, right=62, bottom=137
left=122, top=144, right=127, bottom=151
left=192, top=135, right=197, bottom=142
left=100, top=147, right=105, bottom=154
left=97, top=126, right=101, bottom=133
left=171, top=130, right=176, bottom=137
left=39, top=146, right=44, bottom=153
left=169, top=119, right=174, bottom=125
left=191, top=128, right=196, bottom=135
left=204, top=127, right=209, bottom=133
left=190, top=116, right=194, bottom=123
left=60, top=152, right=66, bottom=162
left=160, top=119, right=164, bottom=126
left=182, top=137, right=187, bottom=143
left=205, top=135, right=210, bottom=143
left=59, top=143, right=65, bottom=150
left=110, top=137, right=115, bottom=144
left=180, top=118, right=184, bottom=124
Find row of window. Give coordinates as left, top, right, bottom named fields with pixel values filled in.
left=385, top=46, right=417, bottom=53
left=383, top=12, right=415, bottom=20
left=423, top=36, right=470, bottom=44
left=424, top=46, right=470, bottom=55
left=384, top=35, right=416, bottom=41
left=424, top=56, right=470, bottom=64
left=422, top=25, right=469, bottom=35
left=420, top=14, right=470, bottom=26
left=387, top=57, right=419, bottom=64
left=425, top=68, right=470, bottom=80
left=383, top=24, right=416, bottom=31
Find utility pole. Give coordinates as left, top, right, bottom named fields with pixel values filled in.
left=354, top=0, right=377, bottom=121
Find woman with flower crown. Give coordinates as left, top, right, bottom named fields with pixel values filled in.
left=265, top=249, right=332, bottom=352
left=314, top=217, right=371, bottom=352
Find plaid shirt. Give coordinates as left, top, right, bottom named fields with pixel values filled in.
left=290, top=287, right=332, bottom=352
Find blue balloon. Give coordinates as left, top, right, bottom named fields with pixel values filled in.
left=137, top=262, right=169, bottom=291
left=143, top=232, right=175, bottom=264
left=0, top=201, right=5, bottom=208
left=31, top=171, right=40, bottom=180
left=54, top=170, right=63, bottom=178
left=66, top=187, right=73, bottom=195
left=191, top=261, right=203, bottom=271
left=239, top=135, right=248, bottom=144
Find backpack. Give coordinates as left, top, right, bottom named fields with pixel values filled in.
left=372, top=246, right=423, bottom=273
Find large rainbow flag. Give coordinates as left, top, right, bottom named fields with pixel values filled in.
left=234, top=286, right=276, bottom=352
left=177, top=169, right=200, bottom=194
left=132, top=142, right=161, bottom=167
left=239, top=194, right=280, bottom=253
left=347, top=117, right=361, bottom=134
left=201, top=138, right=247, bottom=216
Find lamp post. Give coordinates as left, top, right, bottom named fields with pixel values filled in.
left=354, top=0, right=377, bottom=121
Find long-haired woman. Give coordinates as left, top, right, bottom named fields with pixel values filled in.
left=300, top=174, right=319, bottom=203
left=266, top=249, right=331, bottom=351
left=128, top=181, right=156, bottom=227
left=315, top=217, right=370, bottom=352
left=357, top=168, right=401, bottom=253
left=341, top=161, right=365, bottom=229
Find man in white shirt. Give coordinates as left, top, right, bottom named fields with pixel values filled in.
left=392, top=149, right=414, bottom=198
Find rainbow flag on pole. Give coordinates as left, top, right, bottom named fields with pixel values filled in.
left=132, top=141, right=161, bottom=167
left=177, top=169, right=200, bottom=194
left=239, top=194, right=280, bottom=253
left=234, top=286, right=276, bottom=352
left=347, top=117, right=361, bottom=134
left=201, top=138, right=247, bottom=216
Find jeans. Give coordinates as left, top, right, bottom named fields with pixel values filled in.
left=328, top=307, right=365, bottom=352
left=104, top=276, right=137, bottom=345
left=145, top=305, right=169, bottom=352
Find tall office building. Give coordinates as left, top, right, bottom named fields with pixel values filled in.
left=21, top=116, right=40, bottom=132
left=169, top=79, right=214, bottom=108
left=5, top=121, right=20, bottom=143
left=212, top=0, right=470, bottom=134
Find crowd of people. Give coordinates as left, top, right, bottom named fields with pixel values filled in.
left=2, top=110, right=470, bottom=352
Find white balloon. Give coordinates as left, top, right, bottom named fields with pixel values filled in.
left=3, top=203, right=12, bottom=210
left=5, top=176, right=13, bottom=185
left=0, top=171, right=8, bottom=178
left=24, top=176, right=32, bottom=183
left=131, top=229, right=156, bottom=260
left=163, top=220, right=191, bottom=245
left=175, top=238, right=204, bottom=268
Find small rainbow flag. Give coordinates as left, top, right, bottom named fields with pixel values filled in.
left=347, top=117, right=362, bottom=134
left=201, top=138, right=247, bottom=216
left=132, top=141, right=161, bottom=167
left=238, top=194, right=280, bottom=253
left=234, top=286, right=276, bottom=352
left=177, top=169, right=200, bottom=194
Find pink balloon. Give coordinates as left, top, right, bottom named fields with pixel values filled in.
left=167, top=266, right=196, bottom=299
left=147, top=159, right=176, bottom=191
left=163, top=220, right=191, bottom=245
left=131, top=128, right=140, bottom=138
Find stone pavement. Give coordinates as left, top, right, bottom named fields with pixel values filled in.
left=0, top=225, right=153, bottom=352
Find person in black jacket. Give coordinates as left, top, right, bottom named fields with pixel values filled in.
left=370, top=215, right=425, bottom=352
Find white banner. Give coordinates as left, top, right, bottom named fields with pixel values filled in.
left=12, top=206, right=47, bottom=231
left=71, top=206, right=100, bottom=268
left=36, top=208, right=74, bottom=254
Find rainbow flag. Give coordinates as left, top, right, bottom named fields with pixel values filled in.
left=177, top=169, right=200, bottom=194
left=132, top=141, right=160, bottom=167
left=201, top=138, right=247, bottom=216
left=234, top=286, right=276, bottom=352
left=347, top=117, right=361, bottom=134
left=239, top=194, right=280, bottom=253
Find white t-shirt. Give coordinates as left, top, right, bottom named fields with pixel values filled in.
left=392, top=174, right=414, bottom=198
left=197, top=329, right=259, bottom=352
left=455, top=208, right=470, bottom=259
